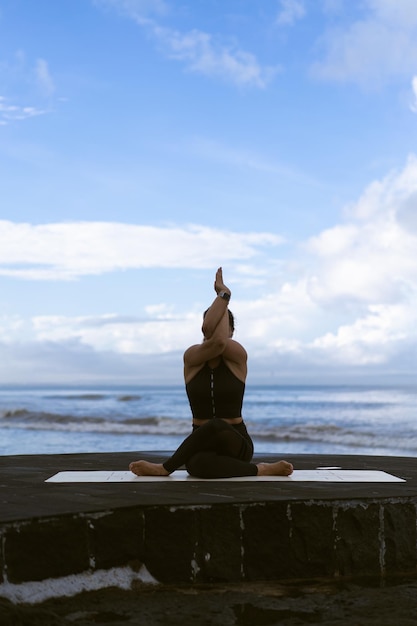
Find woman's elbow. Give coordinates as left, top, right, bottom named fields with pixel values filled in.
left=201, top=321, right=211, bottom=338
left=202, top=322, right=219, bottom=339
left=202, top=334, right=227, bottom=353
left=211, top=336, right=228, bottom=352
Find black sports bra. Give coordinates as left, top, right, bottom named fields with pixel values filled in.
left=185, top=359, right=245, bottom=420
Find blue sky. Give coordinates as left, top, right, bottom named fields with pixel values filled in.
left=1, top=0, right=417, bottom=385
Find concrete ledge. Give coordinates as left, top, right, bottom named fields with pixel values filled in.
left=1, top=452, right=416, bottom=601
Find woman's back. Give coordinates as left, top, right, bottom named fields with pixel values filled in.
left=186, top=359, right=245, bottom=420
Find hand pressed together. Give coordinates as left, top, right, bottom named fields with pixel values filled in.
left=214, top=267, right=231, bottom=296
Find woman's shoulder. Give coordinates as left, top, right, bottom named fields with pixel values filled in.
left=223, top=339, right=247, bottom=362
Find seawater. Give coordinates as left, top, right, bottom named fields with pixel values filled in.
left=1, top=384, right=417, bottom=457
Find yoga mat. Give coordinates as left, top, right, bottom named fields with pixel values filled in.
left=45, top=469, right=405, bottom=483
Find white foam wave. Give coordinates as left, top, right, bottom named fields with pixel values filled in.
left=247, top=421, right=417, bottom=452
left=0, top=564, right=157, bottom=604
left=0, top=409, right=192, bottom=435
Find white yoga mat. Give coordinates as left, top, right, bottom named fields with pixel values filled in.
left=45, top=469, right=405, bottom=483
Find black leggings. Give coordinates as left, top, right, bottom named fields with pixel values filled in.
left=163, top=419, right=257, bottom=478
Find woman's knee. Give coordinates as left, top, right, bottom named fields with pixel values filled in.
left=186, top=452, right=214, bottom=478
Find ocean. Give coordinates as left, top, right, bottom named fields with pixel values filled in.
left=0, top=384, right=417, bottom=458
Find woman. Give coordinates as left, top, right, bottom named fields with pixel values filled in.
left=129, top=268, right=293, bottom=479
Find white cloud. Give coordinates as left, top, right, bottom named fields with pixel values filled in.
left=310, top=303, right=413, bottom=365
left=0, top=307, right=198, bottom=365
left=367, top=0, right=417, bottom=28
left=280, top=157, right=417, bottom=369
left=0, top=315, right=25, bottom=341
left=0, top=52, right=55, bottom=124
left=152, top=25, right=278, bottom=88
left=94, top=0, right=169, bottom=19
left=306, top=219, right=416, bottom=305
left=276, top=0, right=306, bottom=26
left=346, top=153, right=417, bottom=223
left=320, top=0, right=344, bottom=15
left=35, top=58, right=55, bottom=97
left=3, top=158, right=417, bottom=381
left=411, top=75, right=417, bottom=112
left=0, top=96, right=47, bottom=124
left=95, top=1, right=277, bottom=87
left=230, top=155, right=417, bottom=374
left=31, top=311, right=197, bottom=354
left=0, top=337, right=183, bottom=384
left=0, top=221, right=283, bottom=280
left=312, top=0, right=417, bottom=86
left=306, top=157, right=417, bottom=306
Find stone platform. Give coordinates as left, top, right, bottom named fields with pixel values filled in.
left=0, top=451, right=417, bottom=603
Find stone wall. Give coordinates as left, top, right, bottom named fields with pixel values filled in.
left=1, top=496, right=417, bottom=590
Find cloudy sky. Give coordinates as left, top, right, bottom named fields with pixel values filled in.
left=1, top=0, right=417, bottom=386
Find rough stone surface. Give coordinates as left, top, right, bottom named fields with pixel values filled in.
left=334, top=503, right=382, bottom=578
left=289, top=501, right=336, bottom=579
left=2, top=452, right=417, bottom=523
left=195, top=505, right=243, bottom=583
left=0, top=538, right=3, bottom=586
left=2, top=451, right=417, bottom=596
left=4, top=516, right=90, bottom=584
left=242, top=502, right=291, bottom=581
left=2, top=578, right=417, bottom=625
left=88, top=507, right=145, bottom=571
left=143, top=506, right=198, bottom=583
left=384, top=502, right=417, bottom=575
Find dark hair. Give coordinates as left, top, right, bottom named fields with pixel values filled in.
left=203, top=308, right=235, bottom=333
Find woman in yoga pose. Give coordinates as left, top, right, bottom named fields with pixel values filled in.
left=129, top=267, right=293, bottom=479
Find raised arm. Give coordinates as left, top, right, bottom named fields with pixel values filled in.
left=184, top=268, right=247, bottom=383
left=184, top=309, right=230, bottom=369
left=201, top=267, right=231, bottom=339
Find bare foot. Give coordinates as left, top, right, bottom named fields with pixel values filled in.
left=129, top=460, right=170, bottom=476
left=256, top=460, right=294, bottom=476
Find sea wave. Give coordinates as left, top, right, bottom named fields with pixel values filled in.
left=245, top=399, right=391, bottom=410
left=0, top=409, right=191, bottom=435
left=45, top=394, right=108, bottom=401
left=2, top=408, right=417, bottom=452
left=246, top=420, right=417, bottom=453
left=44, top=394, right=142, bottom=402
left=117, top=395, right=142, bottom=402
